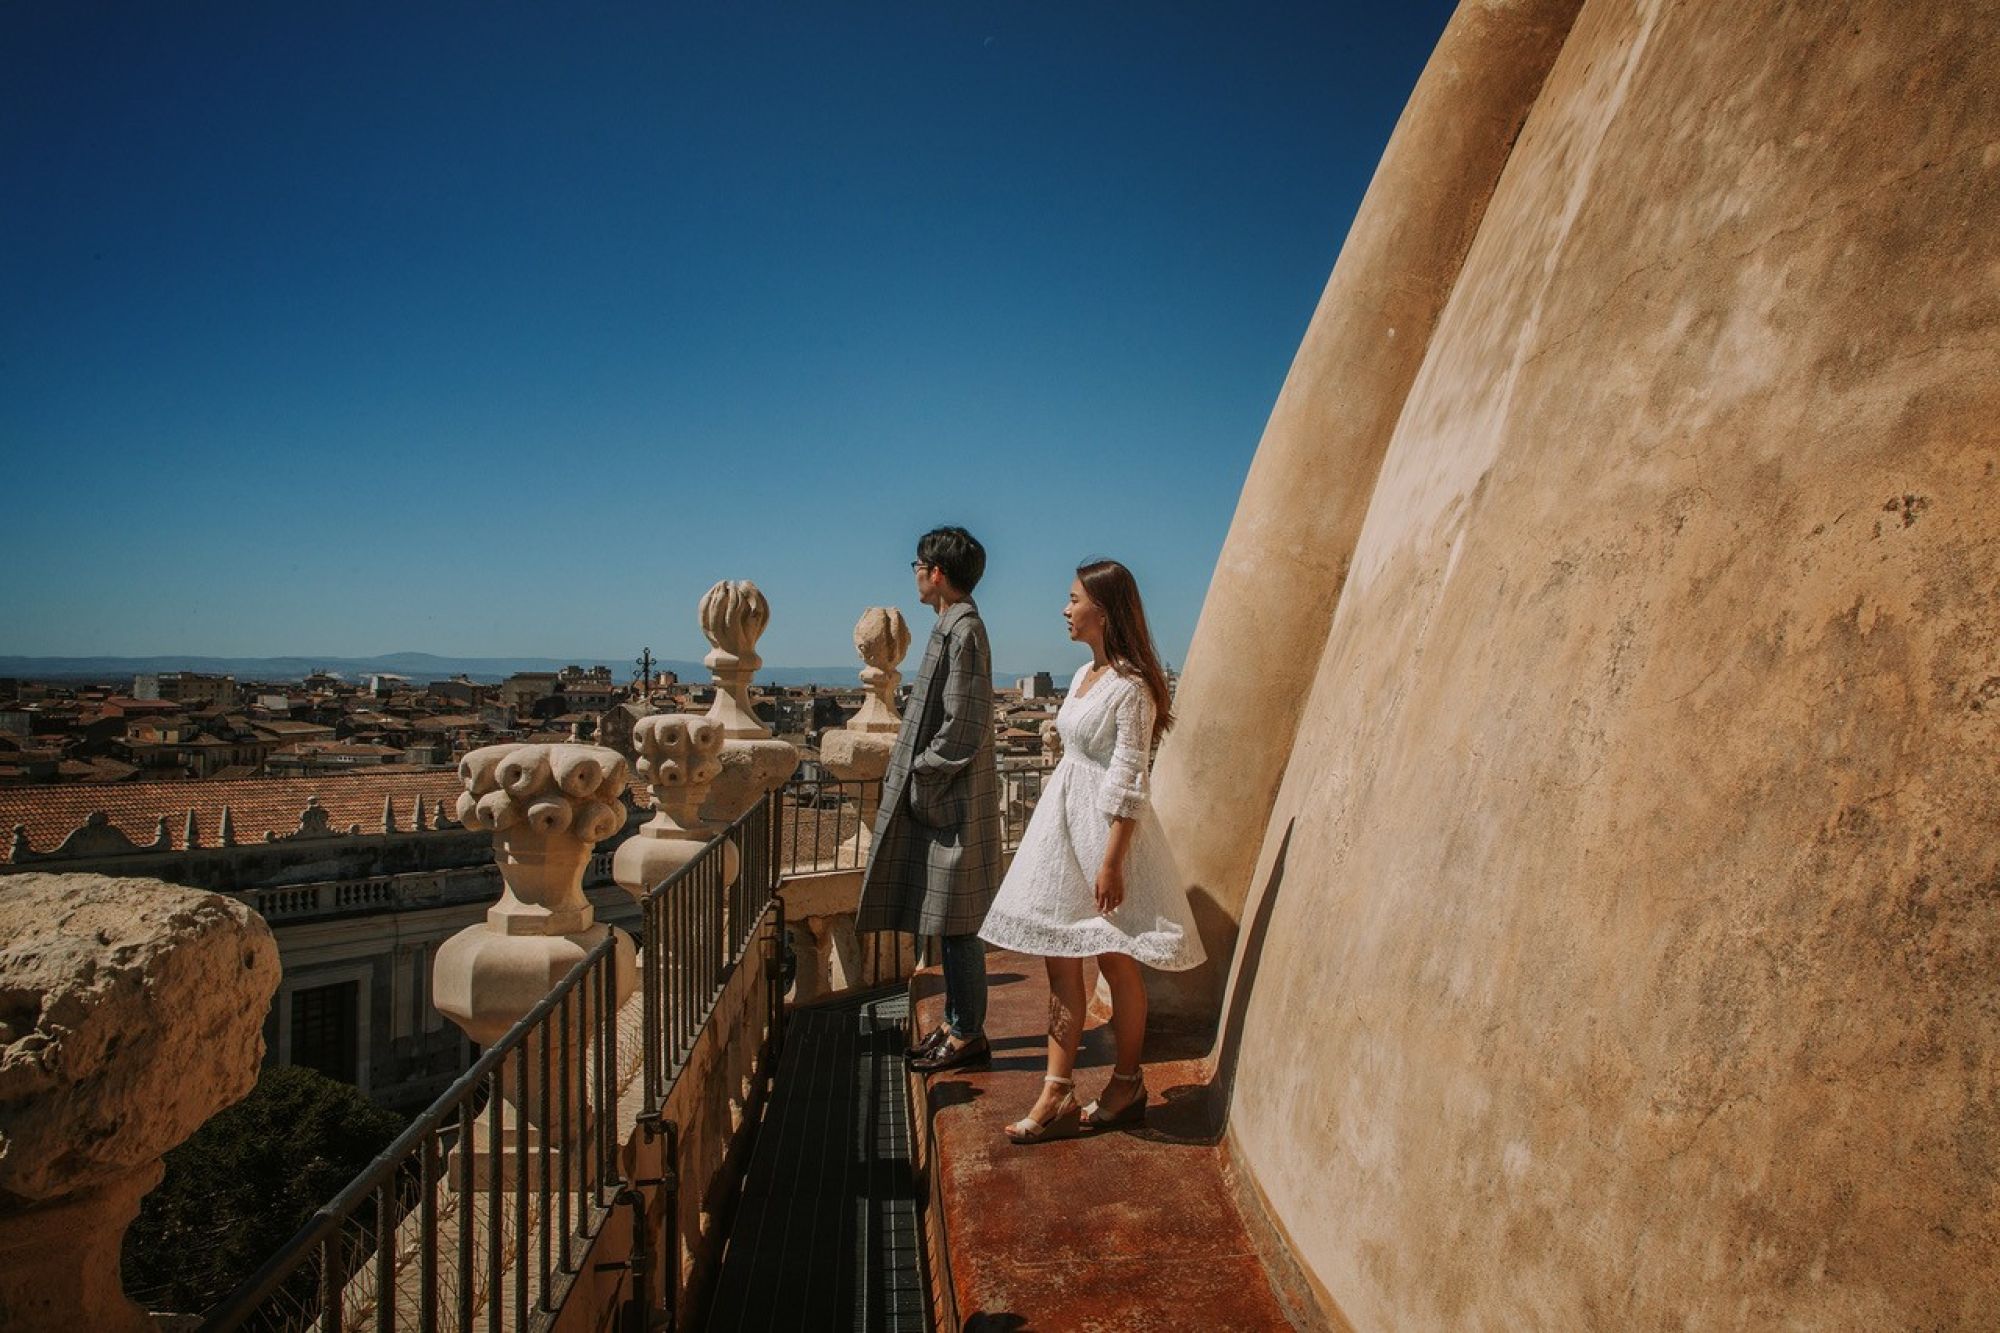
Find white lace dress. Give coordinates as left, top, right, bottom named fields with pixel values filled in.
left=978, top=664, right=1207, bottom=970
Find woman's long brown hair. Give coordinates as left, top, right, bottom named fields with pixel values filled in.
left=1076, top=558, right=1174, bottom=742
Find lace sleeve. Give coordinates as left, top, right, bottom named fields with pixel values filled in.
left=1098, top=679, right=1155, bottom=821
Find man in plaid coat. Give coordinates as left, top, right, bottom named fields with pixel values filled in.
left=857, top=526, right=1003, bottom=1071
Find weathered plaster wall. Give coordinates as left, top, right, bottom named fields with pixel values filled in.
left=1148, top=0, right=1586, bottom=1023
left=1214, top=0, right=2000, bottom=1325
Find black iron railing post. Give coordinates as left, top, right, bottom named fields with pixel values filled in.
left=199, top=792, right=790, bottom=1332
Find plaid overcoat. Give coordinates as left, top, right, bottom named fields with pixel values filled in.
left=856, top=599, right=1003, bottom=936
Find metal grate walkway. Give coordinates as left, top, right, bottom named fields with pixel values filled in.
left=705, top=987, right=927, bottom=1331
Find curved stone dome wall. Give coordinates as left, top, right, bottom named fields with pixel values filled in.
left=1160, top=0, right=2000, bottom=1324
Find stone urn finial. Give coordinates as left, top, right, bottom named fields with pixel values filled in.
left=433, top=742, right=636, bottom=1184
left=613, top=715, right=739, bottom=898
left=448, top=742, right=629, bottom=936
left=817, top=606, right=915, bottom=866
left=855, top=605, right=911, bottom=672
left=700, top=579, right=771, bottom=739
left=695, top=579, right=800, bottom=823
left=0, top=874, right=280, bottom=1331
left=848, top=606, right=911, bottom=734
left=633, top=715, right=726, bottom=827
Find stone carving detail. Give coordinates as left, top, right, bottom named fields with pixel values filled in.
left=0, top=873, right=280, bottom=1330
left=818, top=606, right=915, bottom=861
left=780, top=885, right=917, bottom=1004
left=297, top=797, right=332, bottom=837
left=633, top=716, right=726, bottom=824
left=7, top=811, right=176, bottom=863
left=701, top=579, right=770, bottom=663
left=613, top=715, right=737, bottom=899
left=848, top=606, right=911, bottom=734
left=433, top=743, right=637, bottom=1185
left=7, top=787, right=475, bottom=865
left=263, top=797, right=337, bottom=843
left=449, top=744, right=629, bottom=884
left=696, top=579, right=800, bottom=823
left=699, top=579, right=773, bottom=739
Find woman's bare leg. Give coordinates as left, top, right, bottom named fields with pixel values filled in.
left=1094, top=952, right=1148, bottom=1116
left=1030, top=956, right=1088, bottom=1121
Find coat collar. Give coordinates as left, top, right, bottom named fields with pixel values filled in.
left=935, top=598, right=977, bottom=635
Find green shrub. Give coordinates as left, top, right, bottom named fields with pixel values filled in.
left=123, top=1063, right=407, bottom=1316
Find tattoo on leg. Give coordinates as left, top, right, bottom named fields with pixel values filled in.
left=1046, top=992, right=1076, bottom=1045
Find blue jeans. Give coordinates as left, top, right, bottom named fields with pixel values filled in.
left=939, top=932, right=988, bottom=1040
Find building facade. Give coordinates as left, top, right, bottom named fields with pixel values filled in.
left=0, top=769, right=645, bottom=1112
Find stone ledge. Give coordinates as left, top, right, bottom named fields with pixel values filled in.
left=906, top=949, right=1308, bottom=1331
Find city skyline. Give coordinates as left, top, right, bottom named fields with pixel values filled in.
left=0, top=649, right=1081, bottom=687
left=1, top=4, right=1456, bottom=671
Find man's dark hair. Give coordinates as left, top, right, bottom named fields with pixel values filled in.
left=917, top=526, right=986, bottom=594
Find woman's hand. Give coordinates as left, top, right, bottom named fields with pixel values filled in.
left=1097, top=815, right=1135, bottom=914
left=1094, top=860, right=1127, bottom=914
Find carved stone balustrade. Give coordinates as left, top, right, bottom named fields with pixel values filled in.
left=779, top=866, right=915, bottom=1005
left=0, top=873, right=279, bottom=1331
left=695, top=580, right=799, bottom=823
left=612, top=714, right=738, bottom=897
left=817, top=606, right=911, bottom=863
left=431, top=742, right=637, bottom=1185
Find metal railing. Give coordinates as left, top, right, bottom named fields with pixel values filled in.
left=773, top=756, right=1056, bottom=1001
left=997, top=755, right=1057, bottom=852
left=200, top=792, right=785, bottom=1333
left=640, top=794, right=780, bottom=1108
left=777, top=776, right=878, bottom=873
left=777, top=755, right=1057, bottom=877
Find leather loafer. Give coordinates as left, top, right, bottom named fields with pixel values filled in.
left=910, top=1034, right=991, bottom=1074
left=905, top=1025, right=950, bottom=1061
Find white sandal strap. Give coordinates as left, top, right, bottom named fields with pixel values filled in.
left=1044, top=1075, right=1073, bottom=1088
left=1108, top=1070, right=1143, bottom=1083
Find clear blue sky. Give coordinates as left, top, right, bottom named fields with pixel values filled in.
left=0, top=2, right=1455, bottom=677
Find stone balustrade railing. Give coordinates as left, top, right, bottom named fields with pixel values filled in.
left=204, top=762, right=785, bottom=1332
left=234, top=851, right=620, bottom=924
left=13, top=580, right=1057, bottom=1331
left=195, top=579, right=805, bottom=1331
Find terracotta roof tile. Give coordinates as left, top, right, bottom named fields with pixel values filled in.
left=255, top=720, right=337, bottom=736
left=55, top=759, right=138, bottom=782
left=269, top=741, right=404, bottom=757
left=0, top=768, right=468, bottom=862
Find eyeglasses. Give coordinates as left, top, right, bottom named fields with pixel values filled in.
left=910, top=560, right=932, bottom=573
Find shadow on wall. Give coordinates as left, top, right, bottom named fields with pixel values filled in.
left=1212, top=818, right=1294, bottom=1123
left=1138, top=820, right=1296, bottom=1145
left=1133, top=883, right=1243, bottom=1063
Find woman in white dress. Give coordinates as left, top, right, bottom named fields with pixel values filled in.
left=979, top=558, right=1206, bottom=1143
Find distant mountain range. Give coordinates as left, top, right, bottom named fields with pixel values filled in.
left=0, top=652, right=843, bottom=688
left=0, top=651, right=1042, bottom=689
